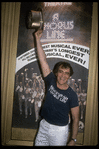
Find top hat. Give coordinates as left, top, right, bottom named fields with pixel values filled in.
left=27, top=10, right=44, bottom=30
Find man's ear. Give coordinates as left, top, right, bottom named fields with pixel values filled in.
left=55, top=73, right=57, bottom=77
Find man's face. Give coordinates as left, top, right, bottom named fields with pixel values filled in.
left=56, top=65, right=70, bottom=86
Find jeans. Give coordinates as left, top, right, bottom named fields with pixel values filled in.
left=35, top=119, right=69, bottom=146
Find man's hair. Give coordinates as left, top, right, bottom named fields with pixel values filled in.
left=53, top=61, right=74, bottom=76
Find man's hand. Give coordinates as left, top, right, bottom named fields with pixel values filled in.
left=67, top=140, right=76, bottom=146
left=35, top=29, right=43, bottom=40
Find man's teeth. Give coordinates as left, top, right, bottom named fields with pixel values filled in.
left=60, top=78, right=65, bottom=81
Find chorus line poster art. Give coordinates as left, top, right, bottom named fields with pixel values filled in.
left=12, top=2, right=92, bottom=132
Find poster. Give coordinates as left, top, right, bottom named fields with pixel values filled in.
left=12, top=2, right=92, bottom=132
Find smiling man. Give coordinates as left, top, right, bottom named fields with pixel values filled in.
left=34, top=30, right=79, bottom=146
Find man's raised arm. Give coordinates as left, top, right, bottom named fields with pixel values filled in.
left=35, top=30, right=51, bottom=77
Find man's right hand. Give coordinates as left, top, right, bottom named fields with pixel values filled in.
left=35, top=29, right=43, bottom=40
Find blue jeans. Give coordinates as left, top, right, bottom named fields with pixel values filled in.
left=35, top=119, right=69, bottom=146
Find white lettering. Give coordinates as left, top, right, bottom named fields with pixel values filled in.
left=52, top=13, right=59, bottom=21
left=46, top=30, right=65, bottom=39
left=44, top=2, right=72, bottom=7
left=44, top=21, right=74, bottom=30
left=49, top=85, right=68, bottom=103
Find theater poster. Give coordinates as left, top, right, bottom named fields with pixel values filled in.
left=12, top=2, right=92, bottom=133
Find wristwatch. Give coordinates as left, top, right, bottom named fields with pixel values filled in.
left=72, top=138, right=77, bottom=142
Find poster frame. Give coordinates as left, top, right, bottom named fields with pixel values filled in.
left=1, top=2, right=98, bottom=146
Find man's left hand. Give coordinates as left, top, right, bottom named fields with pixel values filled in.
left=67, top=140, right=76, bottom=146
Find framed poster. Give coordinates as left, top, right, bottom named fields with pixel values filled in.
left=2, top=2, right=98, bottom=146
left=11, top=2, right=93, bottom=145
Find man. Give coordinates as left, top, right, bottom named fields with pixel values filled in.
left=24, top=82, right=31, bottom=118
left=34, top=29, right=79, bottom=146
left=80, top=89, right=87, bottom=120
left=16, top=82, right=24, bottom=115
